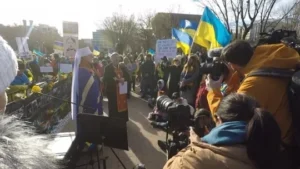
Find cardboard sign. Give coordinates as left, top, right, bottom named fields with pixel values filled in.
left=155, top=39, right=177, bottom=61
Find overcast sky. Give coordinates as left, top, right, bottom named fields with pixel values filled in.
left=0, top=0, right=202, bottom=39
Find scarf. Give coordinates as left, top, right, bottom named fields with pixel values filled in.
left=201, top=121, right=247, bottom=145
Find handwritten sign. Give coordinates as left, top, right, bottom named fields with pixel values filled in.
left=60, top=64, right=73, bottom=73
left=155, top=39, right=177, bottom=61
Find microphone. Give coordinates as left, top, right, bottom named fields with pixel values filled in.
left=31, top=85, right=94, bottom=110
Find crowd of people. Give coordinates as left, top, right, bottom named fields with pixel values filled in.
left=1, top=30, right=300, bottom=169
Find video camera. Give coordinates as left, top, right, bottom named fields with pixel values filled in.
left=198, top=48, right=229, bottom=81
left=156, top=95, right=215, bottom=159
left=156, top=95, right=192, bottom=130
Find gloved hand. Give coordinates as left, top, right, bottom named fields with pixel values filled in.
left=205, top=74, right=223, bottom=91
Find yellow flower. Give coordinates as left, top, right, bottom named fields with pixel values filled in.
left=32, top=85, right=42, bottom=93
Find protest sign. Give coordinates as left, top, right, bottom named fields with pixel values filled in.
left=63, top=21, right=78, bottom=58
left=155, top=39, right=177, bottom=61
left=40, top=66, right=53, bottom=73
left=60, top=64, right=73, bottom=73
left=16, top=37, right=30, bottom=58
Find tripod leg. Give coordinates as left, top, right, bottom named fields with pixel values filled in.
left=103, top=158, right=106, bottom=169
left=96, top=147, right=101, bottom=169
left=110, top=148, right=127, bottom=169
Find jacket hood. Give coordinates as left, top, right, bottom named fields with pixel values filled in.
left=194, top=142, right=253, bottom=166
left=243, top=44, right=300, bottom=74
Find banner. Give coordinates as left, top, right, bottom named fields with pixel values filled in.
left=16, top=37, right=30, bottom=58
left=155, top=39, right=177, bottom=61
left=63, top=21, right=78, bottom=58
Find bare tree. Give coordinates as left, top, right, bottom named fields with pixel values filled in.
left=259, top=0, right=300, bottom=33
left=281, top=2, right=300, bottom=34
left=102, top=13, right=138, bottom=53
left=137, top=11, right=156, bottom=50
left=230, top=0, right=242, bottom=39
left=197, top=0, right=297, bottom=39
left=240, top=0, right=265, bottom=39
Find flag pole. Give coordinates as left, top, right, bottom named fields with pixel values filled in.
left=188, top=26, right=198, bottom=56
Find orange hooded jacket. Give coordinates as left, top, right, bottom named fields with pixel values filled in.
left=207, top=44, right=300, bottom=144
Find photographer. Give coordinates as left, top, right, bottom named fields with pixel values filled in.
left=164, top=93, right=286, bottom=169
left=206, top=40, right=300, bottom=146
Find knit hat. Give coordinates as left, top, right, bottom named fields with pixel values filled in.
left=0, top=36, right=18, bottom=94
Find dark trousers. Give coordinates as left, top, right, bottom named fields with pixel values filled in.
left=141, top=77, right=154, bottom=97
left=131, top=75, right=136, bottom=91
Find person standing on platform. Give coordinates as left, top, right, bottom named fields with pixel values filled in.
left=71, top=47, right=103, bottom=123
left=103, top=52, right=130, bottom=121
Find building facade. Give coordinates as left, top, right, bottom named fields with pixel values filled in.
left=92, top=30, right=113, bottom=51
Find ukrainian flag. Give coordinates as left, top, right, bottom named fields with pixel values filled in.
left=172, top=28, right=193, bottom=55
left=194, top=7, right=232, bottom=49
left=93, top=46, right=100, bottom=56
left=179, top=20, right=198, bottom=38
left=53, top=41, right=63, bottom=51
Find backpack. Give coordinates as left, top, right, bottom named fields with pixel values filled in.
left=247, top=67, right=300, bottom=147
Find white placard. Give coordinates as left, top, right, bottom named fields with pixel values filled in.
left=119, top=82, right=128, bottom=94
left=155, top=39, right=177, bottom=61
left=60, top=64, right=73, bottom=73
left=16, top=37, right=30, bottom=58
left=63, top=21, right=78, bottom=59
left=63, top=36, right=78, bottom=59
left=40, top=66, right=53, bottom=73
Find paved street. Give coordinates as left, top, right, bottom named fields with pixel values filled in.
left=62, top=92, right=167, bottom=169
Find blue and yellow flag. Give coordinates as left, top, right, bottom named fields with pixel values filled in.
left=93, top=46, right=100, bottom=56
left=194, top=7, right=232, bottom=49
left=93, top=50, right=100, bottom=56
left=172, top=28, right=193, bottom=55
left=53, top=41, right=63, bottom=51
left=179, top=20, right=198, bottom=38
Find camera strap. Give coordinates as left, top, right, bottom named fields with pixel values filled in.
left=247, top=68, right=294, bottom=79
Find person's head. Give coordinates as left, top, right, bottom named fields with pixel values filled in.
left=53, top=54, right=60, bottom=61
left=161, top=56, right=168, bottom=62
left=66, top=37, right=76, bottom=48
left=17, top=60, right=26, bottom=75
left=216, top=93, right=282, bottom=169
left=139, top=53, right=144, bottom=61
left=172, top=58, right=180, bottom=66
left=118, top=55, right=124, bottom=63
left=81, top=54, right=93, bottom=64
left=32, top=54, right=37, bottom=60
left=0, top=36, right=18, bottom=113
left=221, top=40, right=253, bottom=73
left=124, top=57, right=131, bottom=65
left=157, top=79, right=164, bottom=90
left=181, top=56, right=187, bottom=66
left=110, top=52, right=119, bottom=66
left=187, top=55, right=198, bottom=66
left=146, top=54, right=152, bottom=61
left=171, top=92, right=181, bottom=102
left=77, top=47, right=93, bottom=67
